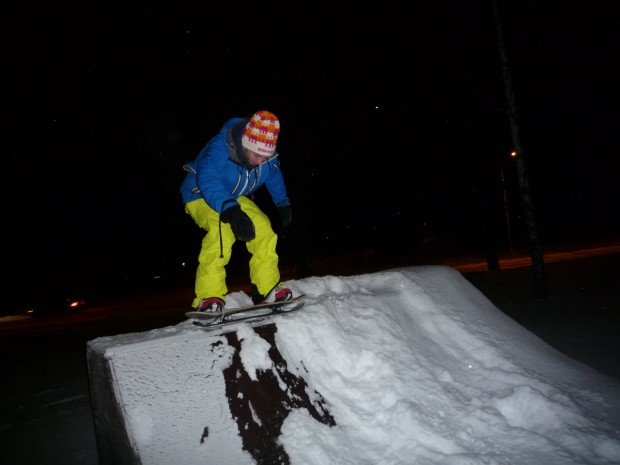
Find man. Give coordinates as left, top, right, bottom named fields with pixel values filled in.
left=180, top=110, right=293, bottom=312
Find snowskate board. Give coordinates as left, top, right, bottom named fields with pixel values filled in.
left=185, top=293, right=306, bottom=322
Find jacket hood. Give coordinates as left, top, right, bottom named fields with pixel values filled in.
left=225, top=118, right=251, bottom=168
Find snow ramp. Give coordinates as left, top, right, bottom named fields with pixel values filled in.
left=87, top=265, right=620, bottom=465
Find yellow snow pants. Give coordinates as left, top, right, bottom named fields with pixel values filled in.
left=184, top=196, right=280, bottom=308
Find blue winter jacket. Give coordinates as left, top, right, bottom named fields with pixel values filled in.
left=180, top=117, right=290, bottom=213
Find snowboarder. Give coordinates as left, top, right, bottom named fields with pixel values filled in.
left=180, top=110, right=293, bottom=313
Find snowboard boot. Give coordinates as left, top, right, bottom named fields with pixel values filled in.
left=251, top=282, right=292, bottom=305
left=197, top=297, right=225, bottom=313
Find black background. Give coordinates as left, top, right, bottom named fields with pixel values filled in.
left=2, top=1, right=618, bottom=309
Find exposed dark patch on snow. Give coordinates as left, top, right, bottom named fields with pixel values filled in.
left=223, top=323, right=335, bottom=465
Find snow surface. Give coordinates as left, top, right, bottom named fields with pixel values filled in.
left=89, top=266, right=620, bottom=465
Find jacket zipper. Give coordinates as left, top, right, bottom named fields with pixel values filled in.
left=248, top=166, right=260, bottom=193
left=231, top=172, right=242, bottom=195
left=232, top=167, right=261, bottom=196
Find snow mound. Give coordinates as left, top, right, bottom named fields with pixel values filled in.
left=88, top=266, right=620, bottom=465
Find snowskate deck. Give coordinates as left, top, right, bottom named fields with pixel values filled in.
left=190, top=301, right=305, bottom=328
left=185, top=294, right=306, bottom=321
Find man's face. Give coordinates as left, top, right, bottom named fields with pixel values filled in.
left=244, top=148, right=269, bottom=166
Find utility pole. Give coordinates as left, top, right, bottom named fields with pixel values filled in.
left=491, top=0, right=548, bottom=298
left=500, top=169, right=514, bottom=252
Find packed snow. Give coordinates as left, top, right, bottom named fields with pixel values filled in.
left=89, top=266, right=620, bottom=465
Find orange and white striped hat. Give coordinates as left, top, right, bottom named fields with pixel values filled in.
left=241, top=110, right=280, bottom=157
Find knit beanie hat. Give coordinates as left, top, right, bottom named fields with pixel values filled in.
left=241, top=110, right=280, bottom=157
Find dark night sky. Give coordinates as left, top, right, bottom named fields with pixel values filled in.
left=2, top=1, right=619, bottom=307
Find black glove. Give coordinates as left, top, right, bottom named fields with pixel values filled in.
left=278, top=203, right=292, bottom=228
left=220, top=205, right=255, bottom=241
